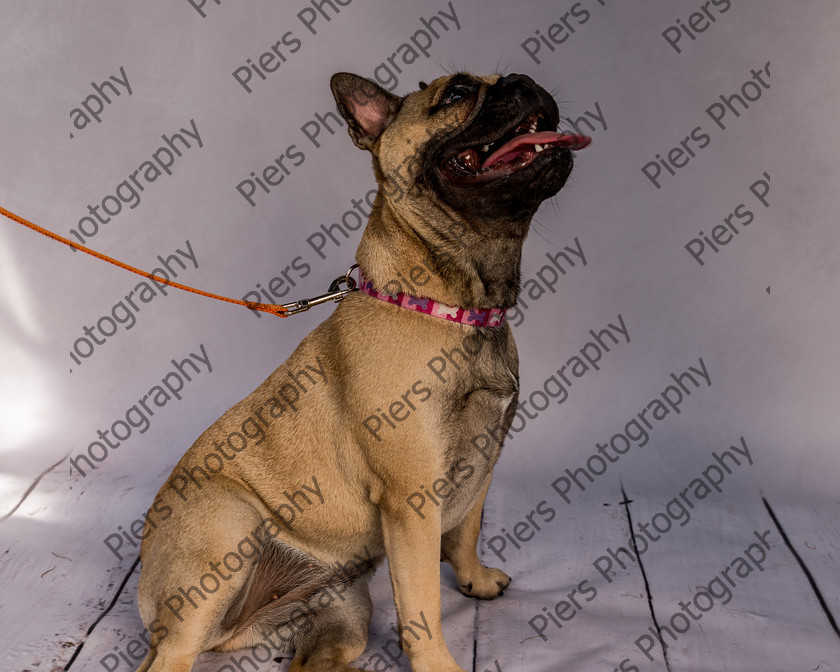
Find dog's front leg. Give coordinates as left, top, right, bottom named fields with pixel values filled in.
left=442, top=477, right=511, bottom=599
left=380, top=502, right=466, bottom=672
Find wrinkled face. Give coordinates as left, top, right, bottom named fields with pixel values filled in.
left=378, top=73, right=590, bottom=220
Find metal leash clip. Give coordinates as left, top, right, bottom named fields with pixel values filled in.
left=281, top=264, right=359, bottom=316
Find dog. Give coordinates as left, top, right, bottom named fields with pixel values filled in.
left=136, top=71, right=589, bottom=672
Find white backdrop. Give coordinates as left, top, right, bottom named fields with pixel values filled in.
left=1, top=1, right=839, bottom=671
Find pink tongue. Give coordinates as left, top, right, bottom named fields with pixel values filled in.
left=481, top=131, right=592, bottom=169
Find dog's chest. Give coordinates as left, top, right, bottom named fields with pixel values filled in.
left=435, top=352, right=519, bottom=528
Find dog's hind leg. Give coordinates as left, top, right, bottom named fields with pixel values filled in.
left=220, top=560, right=375, bottom=671
left=135, top=488, right=276, bottom=672
left=286, top=575, right=374, bottom=672
left=212, top=539, right=376, bottom=671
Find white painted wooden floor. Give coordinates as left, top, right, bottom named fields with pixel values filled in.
left=3, top=466, right=838, bottom=672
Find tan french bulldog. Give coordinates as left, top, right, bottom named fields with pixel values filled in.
left=136, top=71, right=589, bottom=672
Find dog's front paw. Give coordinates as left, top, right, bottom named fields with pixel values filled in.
left=458, top=566, right=511, bottom=599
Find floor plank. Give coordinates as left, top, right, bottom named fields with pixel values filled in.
left=475, top=487, right=669, bottom=672
left=620, top=492, right=840, bottom=672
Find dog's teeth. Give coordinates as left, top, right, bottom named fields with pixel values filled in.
left=455, top=148, right=481, bottom=172
left=535, top=144, right=544, bottom=152
left=482, top=144, right=490, bottom=152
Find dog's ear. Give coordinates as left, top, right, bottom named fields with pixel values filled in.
left=330, top=73, right=404, bottom=151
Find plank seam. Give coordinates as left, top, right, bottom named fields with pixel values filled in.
left=472, top=601, right=479, bottom=672
left=473, top=505, right=484, bottom=672
left=762, top=495, right=840, bottom=640
left=63, top=555, right=142, bottom=671
left=620, top=482, right=673, bottom=672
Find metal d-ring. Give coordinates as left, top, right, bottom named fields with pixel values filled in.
left=329, top=263, right=359, bottom=293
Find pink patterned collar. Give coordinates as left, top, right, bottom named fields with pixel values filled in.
left=357, top=270, right=507, bottom=327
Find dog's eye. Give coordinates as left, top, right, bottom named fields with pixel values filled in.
left=441, top=85, right=471, bottom=106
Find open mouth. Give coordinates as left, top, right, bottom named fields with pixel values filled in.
left=440, top=111, right=591, bottom=182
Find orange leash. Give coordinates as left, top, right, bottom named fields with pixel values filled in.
left=0, top=205, right=288, bottom=317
